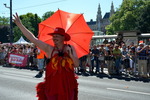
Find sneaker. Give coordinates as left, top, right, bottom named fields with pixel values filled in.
left=35, top=71, right=43, bottom=78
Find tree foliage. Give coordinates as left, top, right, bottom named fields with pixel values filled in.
left=0, top=10, right=55, bottom=43
left=135, top=0, right=150, bottom=33
left=106, top=0, right=150, bottom=34
left=42, top=11, right=54, bottom=21
left=0, top=16, right=10, bottom=43
left=0, top=16, right=9, bottom=25
left=0, top=26, right=10, bottom=43
left=13, top=13, right=42, bottom=42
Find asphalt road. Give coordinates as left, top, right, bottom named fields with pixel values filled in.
left=0, top=66, right=150, bottom=100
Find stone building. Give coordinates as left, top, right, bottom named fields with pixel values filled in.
left=87, top=2, right=115, bottom=45
left=87, top=2, right=115, bottom=35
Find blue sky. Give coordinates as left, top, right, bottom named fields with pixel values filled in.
left=0, top=0, right=123, bottom=21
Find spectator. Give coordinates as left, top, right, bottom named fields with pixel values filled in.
left=17, top=47, right=24, bottom=54
left=105, top=44, right=114, bottom=75
left=128, top=42, right=137, bottom=75
left=121, top=44, right=130, bottom=74
left=113, top=44, right=122, bottom=75
left=137, top=43, right=149, bottom=78
left=79, top=55, right=87, bottom=74
left=32, top=46, right=38, bottom=69
left=147, top=46, right=150, bottom=77
left=98, top=44, right=106, bottom=73
left=28, top=46, right=35, bottom=68
left=147, top=38, right=150, bottom=45
left=25, top=45, right=32, bottom=67
left=0, top=47, right=5, bottom=65
left=103, top=38, right=108, bottom=44
left=35, top=48, right=45, bottom=78
left=85, top=49, right=92, bottom=74
left=91, top=45, right=100, bottom=73
left=9, top=46, right=17, bottom=54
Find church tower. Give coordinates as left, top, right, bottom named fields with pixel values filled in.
left=87, top=2, right=116, bottom=35
left=110, top=1, right=115, bottom=17
left=96, top=3, right=102, bottom=31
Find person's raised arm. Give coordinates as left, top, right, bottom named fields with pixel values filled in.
left=13, top=13, right=52, bottom=54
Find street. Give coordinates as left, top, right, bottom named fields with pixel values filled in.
left=0, top=66, right=150, bottom=100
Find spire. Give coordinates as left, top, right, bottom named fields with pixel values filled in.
left=96, top=3, right=102, bottom=31
left=96, top=3, right=102, bottom=21
left=110, top=1, right=115, bottom=17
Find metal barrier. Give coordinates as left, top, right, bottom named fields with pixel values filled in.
left=77, top=55, right=150, bottom=77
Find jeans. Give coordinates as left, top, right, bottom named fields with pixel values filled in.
left=114, top=58, right=121, bottom=74
left=91, top=56, right=99, bottom=72
left=37, top=59, right=44, bottom=70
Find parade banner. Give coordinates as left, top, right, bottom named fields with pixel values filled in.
left=8, top=53, right=28, bottom=67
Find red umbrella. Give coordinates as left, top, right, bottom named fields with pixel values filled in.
left=38, top=9, right=94, bottom=58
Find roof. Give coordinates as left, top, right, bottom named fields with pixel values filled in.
left=87, top=21, right=96, bottom=25
left=87, top=19, right=96, bottom=25
left=103, top=12, right=110, bottom=19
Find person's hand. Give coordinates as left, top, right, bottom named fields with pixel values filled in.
left=13, top=13, right=22, bottom=27
left=143, top=45, right=148, bottom=50
left=66, top=45, right=73, bottom=57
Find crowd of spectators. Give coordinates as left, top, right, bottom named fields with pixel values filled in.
left=0, top=44, right=39, bottom=69
left=0, top=40, right=150, bottom=78
left=79, top=40, right=150, bottom=78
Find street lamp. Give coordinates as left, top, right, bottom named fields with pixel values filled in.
left=4, top=0, right=13, bottom=43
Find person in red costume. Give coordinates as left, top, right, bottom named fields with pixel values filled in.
left=13, top=13, right=79, bottom=100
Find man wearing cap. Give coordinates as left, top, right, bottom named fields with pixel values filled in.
left=13, top=13, right=79, bottom=100
left=137, top=43, right=149, bottom=78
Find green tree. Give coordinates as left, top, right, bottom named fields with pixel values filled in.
left=42, top=11, right=54, bottom=21
left=135, top=0, right=150, bottom=33
left=12, top=11, right=54, bottom=42
left=13, top=13, right=41, bottom=42
left=106, top=0, right=149, bottom=34
left=0, top=16, right=9, bottom=25
left=0, top=26, right=10, bottom=43
left=0, top=16, right=10, bottom=43
left=105, top=23, right=115, bottom=35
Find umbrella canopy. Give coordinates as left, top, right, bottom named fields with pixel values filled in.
left=38, top=9, right=94, bottom=58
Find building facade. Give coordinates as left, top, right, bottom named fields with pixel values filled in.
left=87, top=2, right=115, bottom=45
left=87, top=2, right=115, bottom=35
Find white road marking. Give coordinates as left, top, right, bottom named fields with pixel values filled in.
left=107, top=88, right=150, bottom=96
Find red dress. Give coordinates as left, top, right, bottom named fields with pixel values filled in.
left=36, top=52, right=78, bottom=100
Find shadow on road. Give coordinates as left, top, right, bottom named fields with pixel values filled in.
left=2, top=65, right=150, bottom=83
left=76, top=72, right=150, bottom=83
